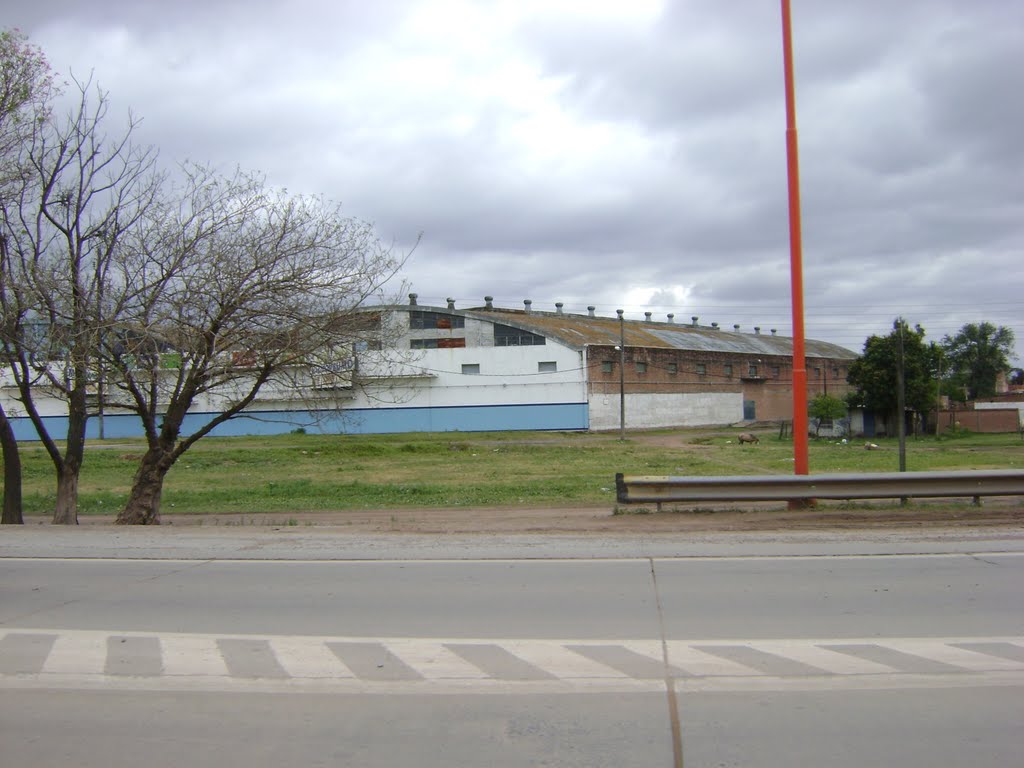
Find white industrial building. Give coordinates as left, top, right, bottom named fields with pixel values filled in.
left=1, top=295, right=858, bottom=439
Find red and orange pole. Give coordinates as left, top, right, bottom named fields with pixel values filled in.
left=781, top=0, right=810, bottom=484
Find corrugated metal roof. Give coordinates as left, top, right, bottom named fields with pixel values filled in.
left=462, top=307, right=857, bottom=359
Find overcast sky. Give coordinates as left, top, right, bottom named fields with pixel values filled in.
left=5, top=0, right=1022, bottom=359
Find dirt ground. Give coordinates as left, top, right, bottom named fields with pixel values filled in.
left=43, top=497, right=1024, bottom=533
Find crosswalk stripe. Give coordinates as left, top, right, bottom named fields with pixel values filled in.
left=501, top=640, right=630, bottom=679
left=270, top=637, right=356, bottom=679
left=383, top=641, right=490, bottom=680
left=5, top=630, right=1023, bottom=690
left=161, top=636, right=230, bottom=677
left=662, top=642, right=762, bottom=676
left=41, top=632, right=107, bottom=675
left=749, top=640, right=898, bottom=675
left=880, top=639, right=1024, bottom=672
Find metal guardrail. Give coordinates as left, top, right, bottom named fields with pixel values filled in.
left=615, top=470, right=1024, bottom=505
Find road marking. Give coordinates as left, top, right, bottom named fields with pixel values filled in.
left=162, top=635, right=230, bottom=677
left=384, top=641, right=491, bottom=680
left=3, top=629, right=1022, bottom=695
left=748, top=640, right=897, bottom=675
left=271, top=636, right=356, bottom=679
left=879, top=639, right=1024, bottom=672
left=41, top=632, right=107, bottom=675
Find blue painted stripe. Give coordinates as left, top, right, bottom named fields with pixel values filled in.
left=7, top=402, right=590, bottom=441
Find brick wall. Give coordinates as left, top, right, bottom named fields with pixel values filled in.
left=587, top=344, right=853, bottom=423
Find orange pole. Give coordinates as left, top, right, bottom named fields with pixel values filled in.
left=781, top=0, right=810, bottom=478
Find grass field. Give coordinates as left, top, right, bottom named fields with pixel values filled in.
left=7, top=427, right=1024, bottom=517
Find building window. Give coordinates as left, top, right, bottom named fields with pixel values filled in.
left=410, top=311, right=465, bottom=330
left=771, top=366, right=780, bottom=378
left=696, top=363, right=706, bottom=376
left=494, top=323, right=545, bottom=346
left=748, top=364, right=758, bottom=377
left=832, top=367, right=840, bottom=378
left=667, top=363, right=678, bottom=375
left=538, top=361, right=557, bottom=373
left=411, top=338, right=465, bottom=349
left=601, top=360, right=614, bottom=374
left=723, top=364, right=733, bottom=378
left=636, top=362, right=648, bottom=374
left=814, top=367, right=822, bottom=378
left=461, top=364, right=480, bottom=375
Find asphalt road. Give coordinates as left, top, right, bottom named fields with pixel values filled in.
left=1, top=527, right=1022, bottom=767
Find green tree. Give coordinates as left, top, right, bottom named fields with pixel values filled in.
left=941, top=322, right=1016, bottom=400
left=808, top=393, right=847, bottom=436
left=847, top=319, right=938, bottom=424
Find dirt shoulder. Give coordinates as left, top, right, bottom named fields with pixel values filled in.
left=47, top=497, right=1024, bottom=534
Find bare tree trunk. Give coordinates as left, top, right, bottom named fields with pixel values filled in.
left=116, top=447, right=171, bottom=525
left=50, top=395, right=87, bottom=525
left=0, top=406, right=23, bottom=524
left=52, top=462, right=79, bottom=525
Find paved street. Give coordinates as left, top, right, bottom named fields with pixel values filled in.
left=1, top=527, right=1022, bottom=766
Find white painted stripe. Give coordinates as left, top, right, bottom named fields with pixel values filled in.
left=9, top=552, right=1024, bottom=565
left=662, top=642, right=762, bottom=676
left=41, top=632, right=107, bottom=675
left=382, top=641, right=489, bottom=680
left=161, top=636, right=230, bottom=677
left=270, top=637, right=355, bottom=679
left=750, top=640, right=898, bottom=675
left=879, top=640, right=1024, bottom=672
left=502, top=641, right=629, bottom=679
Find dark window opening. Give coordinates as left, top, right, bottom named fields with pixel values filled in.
left=411, top=338, right=467, bottom=349
left=494, top=323, right=545, bottom=346
left=410, top=311, right=465, bottom=330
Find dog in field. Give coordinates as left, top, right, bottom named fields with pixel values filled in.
left=737, top=433, right=760, bottom=445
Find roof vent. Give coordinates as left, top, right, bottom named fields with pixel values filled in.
left=754, top=326, right=761, bottom=335
left=691, top=316, right=699, bottom=327
left=588, top=306, right=596, bottom=317
left=555, top=302, right=564, bottom=315
left=667, top=314, right=675, bottom=324
left=446, top=297, right=455, bottom=310
left=524, top=299, right=532, bottom=314
left=771, top=328, right=778, bottom=336
left=644, top=312, right=653, bottom=322
left=484, top=295, right=493, bottom=309
left=408, top=293, right=418, bottom=306
left=733, top=324, right=741, bottom=332
left=711, top=322, right=720, bottom=330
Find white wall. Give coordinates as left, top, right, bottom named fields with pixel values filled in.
left=353, top=344, right=587, bottom=408
left=588, top=392, right=743, bottom=430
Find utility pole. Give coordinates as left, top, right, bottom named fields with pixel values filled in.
left=781, top=0, right=809, bottom=481
left=617, top=309, right=626, bottom=442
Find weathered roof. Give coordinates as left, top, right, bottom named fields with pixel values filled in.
left=461, top=307, right=858, bottom=360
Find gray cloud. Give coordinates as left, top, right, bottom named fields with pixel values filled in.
left=3, top=0, right=1021, bottom=360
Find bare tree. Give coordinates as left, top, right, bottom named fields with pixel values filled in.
left=104, top=164, right=405, bottom=525
left=0, top=70, right=159, bottom=524
left=0, top=29, right=58, bottom=524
